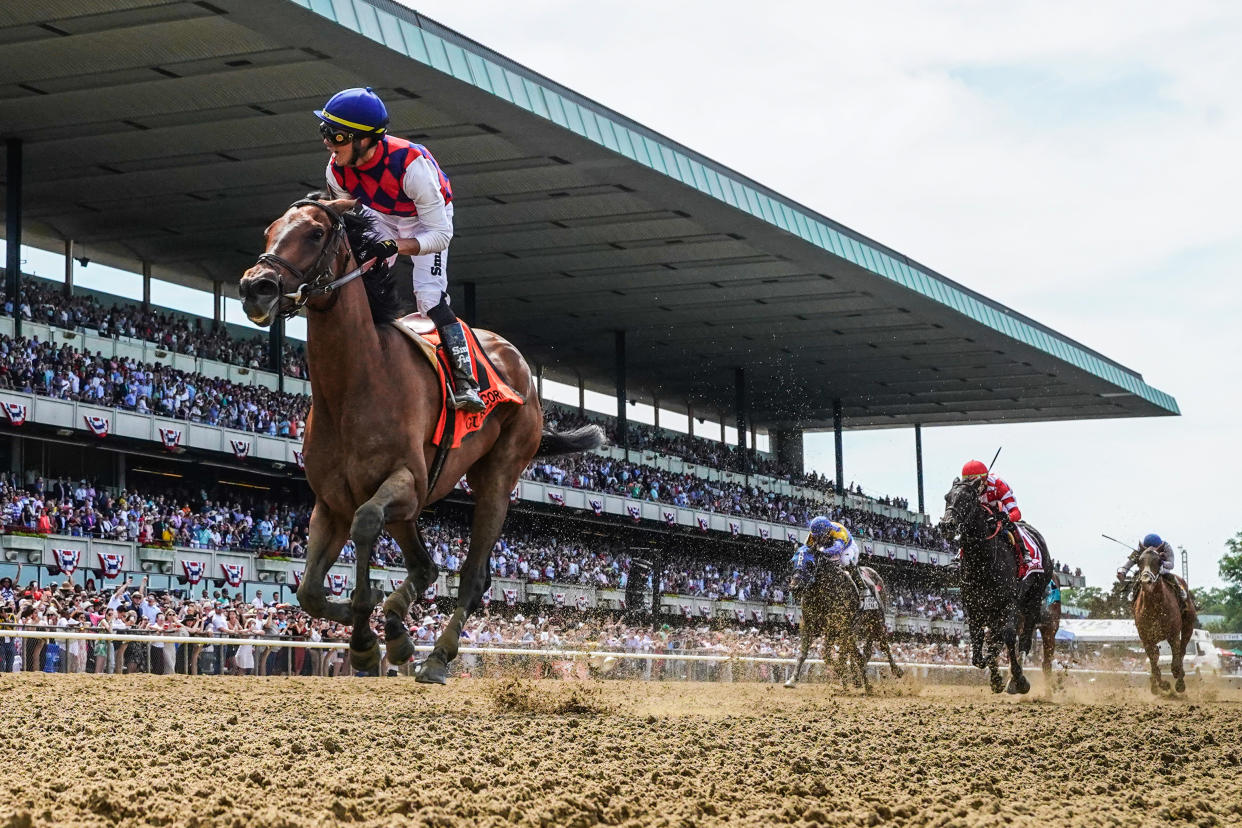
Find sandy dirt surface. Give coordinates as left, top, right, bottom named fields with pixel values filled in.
left=1, top=673, right=1240, bottom=827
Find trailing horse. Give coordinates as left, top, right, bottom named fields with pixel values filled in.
left=239, top=196, right=603, bottom=684
left=1132, top=547, right=1198, bottom=695
left=855, top=567, right=903, bottom=680
left=940, top=479, right=1050, bottom=695
left=1019, top=564, right=1063, bottom=698
left=784, top=558, right=871, bottom=693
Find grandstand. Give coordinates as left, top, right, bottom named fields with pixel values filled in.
left=0, top=0, right=1171, bottom=629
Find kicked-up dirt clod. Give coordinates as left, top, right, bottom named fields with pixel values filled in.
left=2, top=673, right=1240, bottom=827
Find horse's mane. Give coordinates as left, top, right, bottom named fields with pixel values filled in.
left=305, top=192, right=401, bottom=325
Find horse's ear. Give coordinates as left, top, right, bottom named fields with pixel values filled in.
left=324, top=197, right=358, bottom=215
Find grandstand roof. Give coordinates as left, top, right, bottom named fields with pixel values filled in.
left=0, top=0, right=1179, bottom=429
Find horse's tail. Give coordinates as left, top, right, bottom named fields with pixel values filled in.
left=536, top=424, right=606, bottom=458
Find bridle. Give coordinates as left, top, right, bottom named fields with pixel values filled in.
left=252, top=199, right=377, bottom=319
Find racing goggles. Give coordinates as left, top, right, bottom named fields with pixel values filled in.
left=319, top=123, right=355, bottom=146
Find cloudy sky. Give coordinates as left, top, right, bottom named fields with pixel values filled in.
left=405, top=1, right=1242, bottom=588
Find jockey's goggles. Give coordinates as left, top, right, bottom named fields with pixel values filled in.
left=319, top=123, right=355, bottom=146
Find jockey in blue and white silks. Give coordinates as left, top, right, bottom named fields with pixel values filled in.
left=793, top=516, right=869, bottom=604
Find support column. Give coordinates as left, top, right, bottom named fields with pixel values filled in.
left=577, top=374, right=585, bottom=414
left=63, top=239, right=74, bottom=297
left=718, top=412, right=726, bottom=444
left=915, top=423, right=925, bottom=515
left=141, top=261, right=152, bottom=310
left=115, top=453, right=126, bottom=491
left=734, top=367, right=750, bottom=474
left=5, top=139, right=23, bottom=340
left=269, top=317, right=285, bottom=393
left=462, top=280, right=476, bottom=325
left=686, top=403, right=695, bottom=438
left=833, top=399, right=844, bottom=494
left=535, top=363, right=543, bottom=400
left=652, top=396, right=659, bottom=431
left=213, top=281, right=223, bottom=331
left=614, top=330, right=627, bottom=451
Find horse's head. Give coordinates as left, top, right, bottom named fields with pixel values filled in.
left=939, top=477, right=987, bottom=539
left=1136, top=547, right=1164, bottom=588
left=239, top=197, right=357, bottom=326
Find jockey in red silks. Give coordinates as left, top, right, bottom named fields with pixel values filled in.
left=960, top=460, right=1043, bottom=579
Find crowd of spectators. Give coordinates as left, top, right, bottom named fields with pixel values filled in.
left=2, top=576, right=1157, bottom=680
left=3, top=278, right=308, bottom=377
left=0, top=332, right=309, bottom=437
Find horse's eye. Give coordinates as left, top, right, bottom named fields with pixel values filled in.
left=309, top=228, right=324, bottom=241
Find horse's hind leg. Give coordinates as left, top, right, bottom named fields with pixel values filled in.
left=1144, top=638, right=1167, bottom=694
left=381, top=520, right=439, bottom=667
left=419, top=445, right=531, bottom=684
left=875, top=622, right=903, bottom=679
left=296, top=504, right=352, bottom=624
left=347, top=469, right=418, bottom=674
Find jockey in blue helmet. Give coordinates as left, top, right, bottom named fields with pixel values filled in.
left=315, top=86, right=484, bottom=412
left=1117, top=533, right=1187, bottom=608
left=793, top=515, right=871, bottom=605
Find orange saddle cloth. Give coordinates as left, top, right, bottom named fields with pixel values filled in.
left=391, top=314, right=524, bottom=449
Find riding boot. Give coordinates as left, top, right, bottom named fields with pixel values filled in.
left=437, top=321, right=486, bottom=413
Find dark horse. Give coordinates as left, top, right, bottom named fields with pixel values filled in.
left=1021, top=569, right=1063, bottom=698
left=783, top=559, right=876, bottom=693
left=940, top=479, right=1051, bottom=695
left=239, top=197, right=603, bottom=683
left=1133, top=547, right=1198, bottom=695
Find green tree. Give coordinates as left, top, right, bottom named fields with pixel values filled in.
left=1208, top=531, right=1242, bottom=631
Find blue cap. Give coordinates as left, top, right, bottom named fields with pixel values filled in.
left=314, top=87, right=389, bottom=134
left=1142, top=533, right=1163, bottom=548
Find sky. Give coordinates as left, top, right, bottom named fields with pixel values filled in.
left=8, top=1, right=1240, bottom=589
left=398, top=0, right=1242, bottom=588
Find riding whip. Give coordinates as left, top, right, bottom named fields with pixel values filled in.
left=988, top=446, right=1002, bottom=471
left=1100, top=533, right=1132, bottom=549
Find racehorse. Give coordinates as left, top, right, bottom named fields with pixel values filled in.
left=855, top=567, right=903, bottom=680
left=1132, top=547, right=1198, bottom=694
left=238, top=196, right=603, bottom=684
left=940, top=479, right=1050, bottom=694
left=784, top=558, right=871, bottom=693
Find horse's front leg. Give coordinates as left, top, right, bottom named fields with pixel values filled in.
left=347, top=469, right=417, bottom=674
left=381, top=520, right=438, bottom=666
left=1171, top=631, right=1188, bottom=694
left=968, top=618, right=985, bottom=669
left=983, top=629, right=1004, bottom=693
left=296, top=503, right=351, bottom=624
left=875, top=621, right=903, bottom=679
left=1144, top=637, right=1167, bottom=694
left=784, top=627, right=813, bottom=688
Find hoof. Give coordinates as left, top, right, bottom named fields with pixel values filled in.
left=892, top=667, right=904, bottom=679
left=784, top=678, right=798, bottom=689
left=1159, top=680, right=1171, bottom=693
left=989, top=672, right=1005, bottom=694
left=1006, top=674, right=1030, bottom=695
left=415, top=652, right=450, bottom=685
left=385, top=632, right=417, bottom=665
left=1150, top=682, right=1162, bottom=696
left=349, top=642, right=381, bottom=675
left=1175, top=677, right=1186, bottom=694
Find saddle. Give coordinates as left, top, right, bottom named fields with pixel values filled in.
left=390, top=314, right=524, bottom=450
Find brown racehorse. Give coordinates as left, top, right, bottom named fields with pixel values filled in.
left=1133, top=547, right=1198, bottom=695
left=238, top=197, right=603, bottom=684
left=1015, top=524, right=1061, bottom=697
left=784, top=559, right=871, bottom=693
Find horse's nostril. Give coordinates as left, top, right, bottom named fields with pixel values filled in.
left=251, top=279, right=279, bottom=297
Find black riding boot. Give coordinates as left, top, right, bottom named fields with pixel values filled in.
left=437, top=321, right=486, bottom=413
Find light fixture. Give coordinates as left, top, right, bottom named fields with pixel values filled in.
left=160, top=562, right=173, bottom=574
left=140, top=561, right=155, bottom=572
left=275, top=572, right=287, bottom=584
left=25, top=551, right=42, bottom=564
left=257, top=571, right=272, bottom=582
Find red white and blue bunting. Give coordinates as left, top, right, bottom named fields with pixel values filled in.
left=220, top=563, right=244, bottom=587
left=728, top=520, right=740, bottom=537
left=553, top=592, right=565, bottom=607
left=292, top=570, right=304, bottom=588
left=2, top=403, right=27, bottom=426
left=83, top=415, right=109, bottom=437
left=293, top=450, right=304, bottom=469
left=424, top=583, right=438, bottom=601
left=503, top=588, right=517, bottom=606
left=547, top=491, right=565, bottom=506
left=98, top=553, right=124, bottom=579
left=481, top=586, right=492, bottom=607
left=181, top=560, right=205, bottom=585
left=509, top=486, right=520, bottom=503
left=229, top=439, right=251, bottom=459
left=589, top=498, right=603, bottom=516
left=663, top=510, right=676, bottom=526
left=158, top=427, right=182, bottom=450
left=786, top=530, right=799, bottom=543
left=575, top=594, right=588, bottom=611
left=54, top=549, right=80, bottom=575
left=758, top=527, right=770, bottom=540
left=697, top=516, right=709, bottom=532
left=627, top=505, right=641, bottom=522
left=328, top=573, right=348, bottom=596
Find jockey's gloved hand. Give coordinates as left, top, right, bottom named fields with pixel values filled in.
left=369, top=239, right=398, bottom=261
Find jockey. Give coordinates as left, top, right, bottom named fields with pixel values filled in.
left=1118, top=533, right=1187, bottom=608
left=801, top=515, right=871, bottom=605
left=315, top=86, right=484, bottom=413
left=960, top=460, right=1041, bottom=577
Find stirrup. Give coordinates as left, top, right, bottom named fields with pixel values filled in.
left=449, top=384, right=485, bottom=413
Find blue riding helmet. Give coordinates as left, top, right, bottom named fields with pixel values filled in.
left=808, top=515, right=833, bottom=537
left=791, top=545, right=815, bottom=571
left=314, top=87, right=389, bottom=135
left=1142, top=533, right=1163, bottom=549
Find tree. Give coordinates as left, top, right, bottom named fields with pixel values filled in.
left=1062, top=584, right=1128, bottom=619
left=1208, top=531, right=1242, bottom=631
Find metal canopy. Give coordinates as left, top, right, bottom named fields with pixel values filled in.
left=0, top=0, right=1178, bottom=430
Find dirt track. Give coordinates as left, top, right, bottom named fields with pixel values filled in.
left=2, top=673, right=1240, bottom=827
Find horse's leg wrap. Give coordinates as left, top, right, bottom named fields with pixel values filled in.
left=382, top=522, right=438, bottom=666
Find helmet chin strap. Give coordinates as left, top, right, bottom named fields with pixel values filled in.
left=340, top=135, right=379, bottom=168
